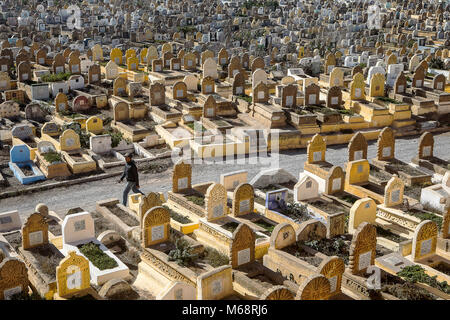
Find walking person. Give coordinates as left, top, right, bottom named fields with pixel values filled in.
left=118, top=152, right=145, bottom=206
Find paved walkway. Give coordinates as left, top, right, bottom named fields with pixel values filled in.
left=1, top=132, right=449, bottom=219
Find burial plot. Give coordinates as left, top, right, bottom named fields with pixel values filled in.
left=34, top=141, right=70, bottom=179
left=8, top=145, right=45, bottom=185
left=62, top=212, right=129, bottom=285
left=0, top=258, right=29, bottom=300
left=372, top=128, right=431, bottom=186
left=412, top=132, right=449, bottom=175
left=55, top=251, right=90, bottom=299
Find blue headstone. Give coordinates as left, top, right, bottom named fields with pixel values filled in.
left=265, top=188, right=288, bottom=211
left=10, top=145, right=30, bottom=163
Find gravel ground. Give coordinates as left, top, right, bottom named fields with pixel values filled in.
left=1, top=132, right=450, bottom=220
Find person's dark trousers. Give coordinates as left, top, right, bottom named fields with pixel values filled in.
left=123, top=181, right=145, bottom=206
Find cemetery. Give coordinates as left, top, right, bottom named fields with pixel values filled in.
left=0, top=0, right=450, bottom=303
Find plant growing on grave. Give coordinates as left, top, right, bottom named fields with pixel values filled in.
left=407, top=210, right=443, bottom=228
left=204, top=246, right=229, bottom=267
left=397, top=265, right=450, bottom=294
left=61, top=122, right=90, bottom=148
left=78, top=242, right=118, bottom=270
left=163, top=205, right=192, bottom=224
left=43, top=151, right=63, bottom=163
left=106, top=130, right=123, bottom=148
left=185, top=194, right=205, bottom=206
left=429, top=58, right=444, bottom=70
left=237, top=94, right=252, bottom=103
left=279, top=202, right=309, bottom=222
left=168, top=238, right=198, bottom=267
left=41, top=72, right=72, bottom=83
left=377, top=96, right=401, bottom=104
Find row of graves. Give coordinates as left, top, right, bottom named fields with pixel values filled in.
left=4, top=125, right=448, bottom=300
left=0, top=9, right=449, bottom=167
left=71, top=133, right=450, bottom=300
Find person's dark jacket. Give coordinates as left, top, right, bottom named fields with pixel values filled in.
left=120, top=160, right=139, bottom=185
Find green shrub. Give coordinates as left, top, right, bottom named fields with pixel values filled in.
left=429, top=58, right=444, bottom=70
left=107, top=130, right=123, bottom=148
left=163, top=205, right=192, bottom=224
left=185, top=194, right=205, bottom=206
left=377, top=96, right=401, bottom=104
left=43, top=151, right=63, bottom=163
left=78, top=242, right=118, bottom=270
left=397, top=265, right=449, bottom=294
left=238, top=94, right=252, bottom=103
left=204, top=246, right=229, bottom=267
left=168, top=238, right=198, bottom=267
left=407, top=211, right=443, bottom=228
left=62, top=122, right=90, bottom=148
left=41, top=72, right=72, bottom=82
left=254, top=219, right=275, bottom=233
left=221, top=221, right=240, bottom=233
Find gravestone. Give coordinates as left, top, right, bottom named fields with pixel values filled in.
left=252, top=81, right=269, bottom=104
left=25, top=104, right=46, bottom=122
left=349, top=222, right=377, bottom=275
left=307, top=134, right=326, bottom=164
left=232, top=72, right=245, bottom=96
left=329, top=67, right=344, bottom=87
left=231, top=183, right=254, bottom=217
left=156, top=281, right=196, bottom=300
left=294, top=176, right=319, bottom=202
left=22, top=212, right=48, bottom=250
left=201, top=76, right=215, bottom=94
left=377, top=127, right=395, bottom=161
left=348, top=132, right=368, bottom=162
left=384, top=175, right=404, bottom=207
left=304, top=83, right=320, bottom=105
left=326, top=86, right=342, bottom=109
left=56, top=251, right=90, bottom=298
left=412, top=220, right=438, bottom=261
left=230, top=223, right=255, bottom=269
left=0, top=258, right=29, bottom=300
left=269, top=223, right=296, bottom=250
left=205, top=183, right=227, bottom=221
left=11, top=124, right=33, bottom=140
left=417, top=132, right=434, bottom=159
left=196, top=265, right=233, bottom=300
left=60, top=129, right=81, bottom=152
left=150, top=82, right=165, bottom=105
left=142, top=206, right=170, bottom=247
left=369, top=73, right=385, bottom=97
left=0, top=211, right=21, bottom=233
left=114, top=102, right=129, bottom=122
left=348, top=198, right=377, bottom=234
left=172, top=160, right=191, bottom=193
left=173, top=81, right=187, bottom=100
left=55, top=93, right=69, bottom=113
left=281, top=85, right=297, bottom=108
left=202, top=95, right=216, bottom=118
left=202, top=58, right=218, bottom=79
left=296, top=275, right=330, bottom=300
left=394, top=72, right=407, bottom=94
